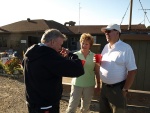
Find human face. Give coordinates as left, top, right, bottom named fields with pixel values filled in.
left=49, top=37, right=64, bottom=52
left=104, top=29, right=119, bottom=45
left=80, top=40, right=90, bottom=51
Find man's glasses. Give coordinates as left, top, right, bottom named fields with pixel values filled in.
left=104, top=29, right=117, bottom=33
left=104, top=30, right=112, bottom=33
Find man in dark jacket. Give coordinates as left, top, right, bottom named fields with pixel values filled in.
left=22, top=29, right=84, bottom=113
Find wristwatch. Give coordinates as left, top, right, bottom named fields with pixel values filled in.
left=122, top=88, right=128, bottom=92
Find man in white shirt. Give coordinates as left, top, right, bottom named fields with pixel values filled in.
left=99, top=24, right=137, bottom=113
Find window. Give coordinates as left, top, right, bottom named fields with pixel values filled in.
left=0, top=37, right=7, bottom=47
left=93, top=36, right=97, bottom=44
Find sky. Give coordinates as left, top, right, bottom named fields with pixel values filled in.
left=1, top=0, right=150, bottom=27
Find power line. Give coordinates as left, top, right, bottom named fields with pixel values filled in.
left=138, top=0, right=150, bottom=25
left=120, top=2, right=130, bottom=25
left=138, top=19, right=144, bottom=24
left=138, top=9, right=150, bottom=25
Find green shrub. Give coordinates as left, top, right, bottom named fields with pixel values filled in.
left=0, top=60, right=5, bottom=73
left=4, top=57, right=23, bottom=75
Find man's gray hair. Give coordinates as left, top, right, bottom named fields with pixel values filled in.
left=41, top=29, right=67, bottom=43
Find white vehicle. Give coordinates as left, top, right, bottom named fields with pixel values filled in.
left=0, top=52, right=10, bottom=64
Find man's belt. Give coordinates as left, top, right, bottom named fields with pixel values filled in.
left=102, top=80, right=125, bottom=87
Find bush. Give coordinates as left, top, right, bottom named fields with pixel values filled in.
left=0, top=60, right=5, bottom=73
left=4, top=57, right=23, bottom=75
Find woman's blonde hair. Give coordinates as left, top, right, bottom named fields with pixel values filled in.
left=80, top=33, right=94, bottom=47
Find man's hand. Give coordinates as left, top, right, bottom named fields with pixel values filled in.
left=93, top=56, right=100, bottom=66
left=44, top=110, right=49, bottom=113
left=60, top=47, right=69, bottom=57
left=122, top=91, right=127, bottom=97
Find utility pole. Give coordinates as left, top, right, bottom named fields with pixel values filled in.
left=138, top=9, right=150, bottom=25
left=128, top=0, right=133, bottom=30
left=78, top=3, right=81, bottom=33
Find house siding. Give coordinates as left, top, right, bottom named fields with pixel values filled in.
left=0, top=32, right=43, bottom=58
left=122, top=35, right=150, bottom=91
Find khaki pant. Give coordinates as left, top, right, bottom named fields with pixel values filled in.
left=66, top=85, right=94, bottom=113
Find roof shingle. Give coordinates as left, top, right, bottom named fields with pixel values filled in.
left=0, top=19, right=73, bottom=34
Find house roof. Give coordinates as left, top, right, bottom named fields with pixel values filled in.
left=68, top=25, right=103, bottom=34
left=0, top=19, right=73, bottom=34
left=0, top=19, right=149, bottom=34
left=67, top=24, right=149, bottom=34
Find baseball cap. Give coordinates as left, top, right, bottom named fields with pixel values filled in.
left=101, top=24, right=121, bottom=33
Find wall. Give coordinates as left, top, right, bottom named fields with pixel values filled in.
left=0, top=32, right=43, bottom=59
left=91, top=44, right=101, bottom=54
left=121, top=34, right=150, bottom=91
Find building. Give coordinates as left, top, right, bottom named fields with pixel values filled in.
left=0, top=19, right=73, bottom=58
left=0, top=19, right=150, bottom=91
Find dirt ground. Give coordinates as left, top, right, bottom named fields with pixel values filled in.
left=0, top=75, right=27, bottom=113
left=0, top=75, right=150, bottom=113
left=0, top=75, right=97, bottom=113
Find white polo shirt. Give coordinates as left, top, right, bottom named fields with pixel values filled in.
left=100, top=40, right=137, bottom=84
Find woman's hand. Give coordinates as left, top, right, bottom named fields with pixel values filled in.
left=95, top=85, right=100, bottom=94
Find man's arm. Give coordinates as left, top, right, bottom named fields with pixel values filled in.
left=123, top=69, right=137, bottom=89
left=122, top=69, right=137, bottom=96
